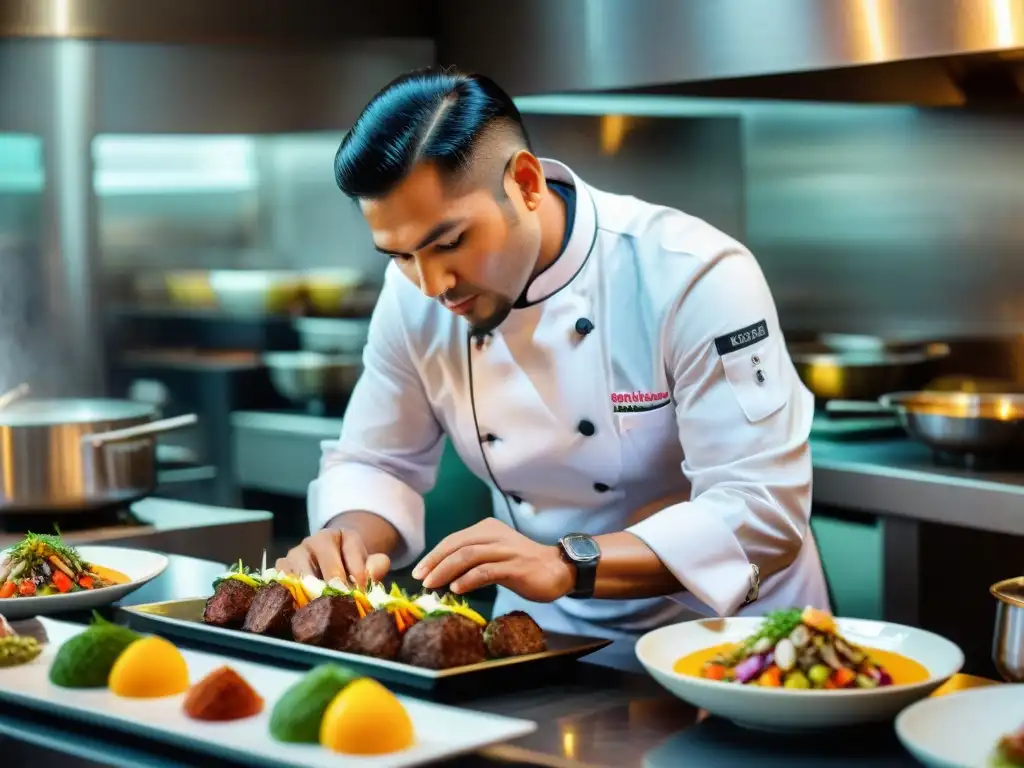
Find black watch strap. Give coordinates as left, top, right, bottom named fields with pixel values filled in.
left=559, top=533, right=600, bottom=599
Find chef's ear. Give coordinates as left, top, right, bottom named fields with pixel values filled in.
left=507, top=151, right=545, bottom=211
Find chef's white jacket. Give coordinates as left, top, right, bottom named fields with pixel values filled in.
left=309, top=158, right=830, bottom=640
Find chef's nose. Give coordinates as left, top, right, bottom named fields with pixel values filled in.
left=415, top=256, right=455, bottom=299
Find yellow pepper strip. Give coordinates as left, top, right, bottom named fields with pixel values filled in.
left=354, top=593, right=374, bottom=616
left=447, top=603, right=487, bottom=627
left=227, top=573, right=261, bottom=589
left=282, top=581, right=309, bottom=608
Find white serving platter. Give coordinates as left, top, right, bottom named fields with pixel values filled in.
left=0, top=618, right=536, bottom=768
left=0, top=546, right=169, bottom=620
left=636, top=616, right=964, bottom=732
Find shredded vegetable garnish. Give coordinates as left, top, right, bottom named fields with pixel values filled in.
left=0, top=533, right=124, bottom=598
left=701, top=606, right=894, bottom=690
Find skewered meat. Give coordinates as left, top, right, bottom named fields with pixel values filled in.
left=242, top=583, right=295, bottom=638
left=346, top=609, right=402, bottom=660
left=483, top=611, right=547, bottom=658
left=398, top=614, right=487, bottom=669
left=203, top=579, right=257, bottom=629
left=290, top=595, right=360, bottom=650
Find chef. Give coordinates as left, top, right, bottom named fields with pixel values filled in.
left=277, top=68, right=830, bottom=640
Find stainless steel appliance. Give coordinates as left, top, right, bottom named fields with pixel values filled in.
left=0, top=398, right=197, bottom=512
left=436, top=0, right=1024, bottom=106
left=991, top=576, right=1024, bottom=682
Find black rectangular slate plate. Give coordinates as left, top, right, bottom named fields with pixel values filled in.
left=122, top=598, right=611, bottom=695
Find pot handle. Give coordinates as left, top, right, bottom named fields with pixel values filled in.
left=825, top=400, right=896, bottom=417
left=0, top=383, right=30, bottom=410
left=82, top=413, right=198, bottom=448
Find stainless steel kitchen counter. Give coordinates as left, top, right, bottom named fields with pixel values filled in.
left=0, top=497, right=274, bottom=570
left=812, top=438, right=1024, bottom=535
left=232, top=410, right=1024, bottom=535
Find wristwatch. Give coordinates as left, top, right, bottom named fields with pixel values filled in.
left=558, top=533, right=601, bottom=599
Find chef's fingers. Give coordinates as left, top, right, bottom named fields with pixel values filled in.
left=451, top=561, right=513, bottom=595
left=276, top=546, right=317, bottom=578
left=307, top=530, right=347, bottom=582
left=365, top=553, right=391, bottom=583
left=420, top=544, right=512, bottom=590
left=412, top=520, right=500, bottom=580
left=339, top=532, right=371, bottom=587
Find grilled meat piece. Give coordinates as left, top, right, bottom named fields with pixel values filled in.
left=241, top=583, right=295, bottom=638
left=484, top=611, right=547, bottom=658
left=398, top=613, right=487, bottom=669
left=346, top=608, right=402, bottom=660
left=203, top=579, right=257, bottom=629
left=290, top=595, right=360, bottom=650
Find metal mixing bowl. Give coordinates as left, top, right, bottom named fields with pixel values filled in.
left=294, top=317, right=370, bottom=354
left=262, top=351, right=363, bottom=405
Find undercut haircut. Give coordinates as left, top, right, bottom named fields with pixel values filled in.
left=333, top=68, right=533, bottom=201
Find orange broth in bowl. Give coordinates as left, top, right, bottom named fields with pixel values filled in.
left=674, top=642, right=930, bottom=686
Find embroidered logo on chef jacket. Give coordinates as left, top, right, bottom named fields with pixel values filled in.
left=610, top=390, right=671, bottom=413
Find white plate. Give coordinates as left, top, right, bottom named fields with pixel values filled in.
left=895, top=684, right=1024, bottom=767
left=0, top=618, right=536, bottom=767
left=635, top=616, right=963, bottom=731
left=0, top=546, right=169, bottom=620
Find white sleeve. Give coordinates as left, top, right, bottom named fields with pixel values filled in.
left=307, top=273, right=444, bottom=568
left=625, top=248, right=815, bottom=617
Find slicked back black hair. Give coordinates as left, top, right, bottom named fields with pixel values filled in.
left=333, top=68, right=532, bottom=200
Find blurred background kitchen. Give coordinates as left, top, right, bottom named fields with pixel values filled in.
left=3, top=0, right=1024, bottom=673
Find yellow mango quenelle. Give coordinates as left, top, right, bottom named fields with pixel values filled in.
left=109, top=636, right=190, bottom=698
left=320, top=678, right=414, bottom=755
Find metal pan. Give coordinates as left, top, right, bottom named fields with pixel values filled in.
left=990, top=576, right=1024, bottom=682
left=789, top=334, right=949, bottom=401
left=827, top=391, right=1024, bottom=455
left=262, top=351, right=363, bottom=405
left=0, top=397, right=198, bottom=512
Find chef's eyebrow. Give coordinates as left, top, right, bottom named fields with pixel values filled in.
left=374, top=218, right=465, bottom=257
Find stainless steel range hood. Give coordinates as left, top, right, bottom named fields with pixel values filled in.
left=0, top=0, right=435, bottom=43
left=437, top=0, right=1024, bottom=106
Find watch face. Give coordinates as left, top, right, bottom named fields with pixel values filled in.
left=564, top=534, right=600, bottom=562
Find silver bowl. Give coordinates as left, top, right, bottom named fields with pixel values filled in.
left=991, top=576, right=1024, bottom=681
left=294, top=317, right=370, bottom=354
left=262, top=351, right=363, bottom=405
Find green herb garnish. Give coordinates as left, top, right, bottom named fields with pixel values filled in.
left=211, top=559, right=258, bottom=590
left=744, top=609, right=804, bottom=647
left=8, top=532, right=87, bottom=572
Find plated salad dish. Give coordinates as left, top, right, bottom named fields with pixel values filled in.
left=201, top=561, right=547, bottom=670
left=0, top=533, right=129, bottom=599
left=681, top=606, right=927, bottom=690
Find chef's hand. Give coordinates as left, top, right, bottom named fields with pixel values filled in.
left=275, top=528, right=391, bottom=587
left=411, top=519, right=574, bottom=603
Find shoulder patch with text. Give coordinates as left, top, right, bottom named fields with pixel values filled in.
left=714, top=320, right=769, bottom=355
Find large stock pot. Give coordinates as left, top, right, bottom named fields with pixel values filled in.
left=0, top=397, right=197, bottom=512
